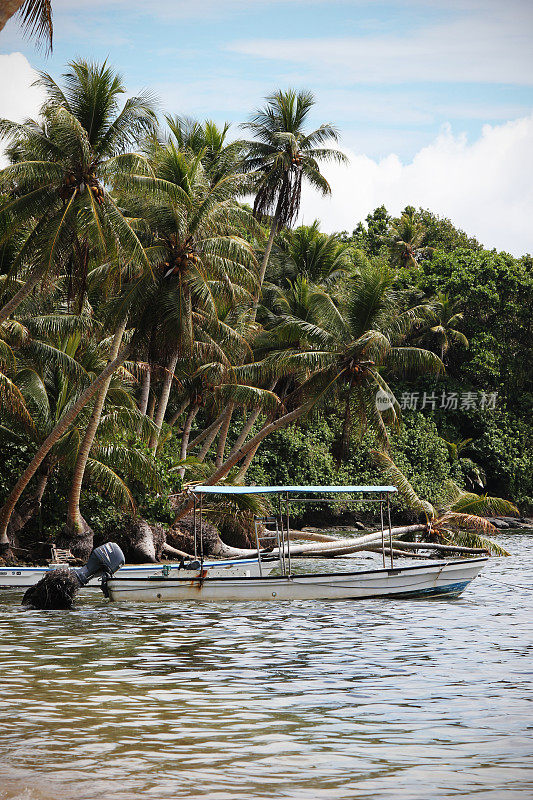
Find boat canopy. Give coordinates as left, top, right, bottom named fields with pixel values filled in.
left=191, top=485, right=397, bottom=495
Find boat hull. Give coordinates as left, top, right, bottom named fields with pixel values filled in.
left=0, top=558, right=269, bottom=589
left=105, top=558, right=488, bottom=603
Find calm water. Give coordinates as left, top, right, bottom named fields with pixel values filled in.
left=1, top=534, right=532, bottom=800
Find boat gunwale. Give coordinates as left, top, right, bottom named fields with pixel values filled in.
left=0, top=557, right=263, bottom=574
left=105, top=557, right=489, bottom=584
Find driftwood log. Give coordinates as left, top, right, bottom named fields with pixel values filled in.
left=280, top=525, right=427, bottom=556
left=389, top=540, right=489, bottom=554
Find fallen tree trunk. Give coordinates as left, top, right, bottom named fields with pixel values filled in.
left=390, top=539, right=489, bottom=554
left=270, top=525, right=427, bottom=558
left=162, top=543, right=195, bottom=560
left=288, top=530, right=340, bottom=542
left=158, top=521, right=429, bottom=564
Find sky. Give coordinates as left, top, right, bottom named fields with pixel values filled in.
left=1, top=0, right=532, bottom=254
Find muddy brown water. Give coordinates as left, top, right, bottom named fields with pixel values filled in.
left=0, top=533, right=532, bottom=799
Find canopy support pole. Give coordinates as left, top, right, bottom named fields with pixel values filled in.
left=193, top=496, right=197, bottom=559
left=380, top=494, right=386, bottom=568
left=200, top=491, right=204, bottom=564
left=387, top=495, right=394, bottom=570
left=277, top=494, right=286, bottom=576
left=286, top=491, right=292, bottom=577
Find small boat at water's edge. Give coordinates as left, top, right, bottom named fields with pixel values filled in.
left=103, top=557, right=488, bottom=602
left=104, top=557, right=487, bottom=602
left=101, top=485, right=489, bottom=604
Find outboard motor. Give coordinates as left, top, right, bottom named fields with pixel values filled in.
left=22, top=542, right=125, bottom=610
left=72, top=542, right=125, bottom=586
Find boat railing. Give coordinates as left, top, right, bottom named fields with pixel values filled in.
left=186, top=485, right=398, bottom=575
left=253, top=516, right=286, bottom=577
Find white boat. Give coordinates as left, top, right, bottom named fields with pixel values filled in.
left=0, top=557, right=271, bottom=590
left=104, top=557, right=488, bottom=602
left=102, top=485, right=489, bottom=603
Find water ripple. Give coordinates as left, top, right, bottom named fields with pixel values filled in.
left=0, top=534, right=532, bottom=799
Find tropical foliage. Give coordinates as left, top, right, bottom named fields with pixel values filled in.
left=0, top=58, right=529, bottom=563
left=371, top=449, right=513, bottom=555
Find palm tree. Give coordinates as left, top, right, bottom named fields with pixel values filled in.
left=166, top=116, right=247, bottom=187
left=413, top=292, right=469, bottom=362
left=385, top=206, right=427, bottom=269
left=63, top=316, right=129, bottom=547
left=171, top=258, right=442, bottom=522
left=268, top=220, right=353, bottom=287
left=264, top=257, right=442, bottom=459
left=0, top=59, right=156, bottom=325
left=0, top=312, right=159, bottom=555
left=0, top=1, right=52, bottom=49
left=373, top=449, right=515, bottom=554
left=114, top=140, right=258, bottom=451
left=242, top=89, right=347, bottom=295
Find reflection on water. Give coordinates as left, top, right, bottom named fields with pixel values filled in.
left=1, top=535, right=532, bottom=799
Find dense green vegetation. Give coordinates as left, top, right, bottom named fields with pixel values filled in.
left=0, top=60, right=530, bottom=562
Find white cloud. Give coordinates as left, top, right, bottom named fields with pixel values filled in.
left=0, top=52, right=44, bottom=121
left=1, top=51, right=531, bottom=256
left=0, top=52, right=45, bottom=165
left=299, top=114, right=533, bottom=256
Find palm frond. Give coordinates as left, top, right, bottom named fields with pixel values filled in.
left=439, top=514, right=510, bottom=556
left=0, top=371, right=36, bottom=434
left=18, top=0, right=53, bottom=52
left=372, top=450, right=435, bottom=519
left=85, top=458, right=135, bottom=511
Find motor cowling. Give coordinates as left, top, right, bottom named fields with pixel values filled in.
left=73, top=542, right=125, bottom=586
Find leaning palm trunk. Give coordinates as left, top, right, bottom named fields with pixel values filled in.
left=197, top=419, right=223, bottom=462
left=0, top=263, right=48, bottom=326
left=258, top=212, right=279, bottom=291
left=0, top=340, right=132, bottom=548
left=64, top=319, right=127, bottom=543
left=136, top=364, right=151, bottom=433
left=173, top=403, right=308, bottom=523
left=168, top=399, right=190, bottom=429
left=235, top=439, right=262, bottom=481
left=234, top=399, right=277, bottom=480
left=177, top=403, right=200, bottom=478
left=215, top=403, right=234, bottom=467
left=227, top=379, right=276, bottom=460
left=189, top=410, right=226, bottom=450
left=149, top=350, right=179, bottom=451
left=228, top=407, right=260, bottom=457
left=250, top=207, right=281, bottom=324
